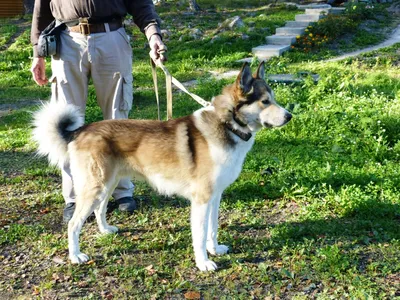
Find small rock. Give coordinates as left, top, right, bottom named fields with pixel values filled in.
left=303, top=283, right=317, bottom=293
left=191, top=28, right=202, bottom=36
left=218, top=16, right=245, bottom=31
left=160, top=29, right=172, bottom=38
left=52, top=256, right=65, bottom=265
left=210, top=36, right=221, bottom=43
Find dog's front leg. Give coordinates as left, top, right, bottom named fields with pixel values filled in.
left=206, top=194, right=229, bottom=256
left=191, top=200, right=217, bottom=271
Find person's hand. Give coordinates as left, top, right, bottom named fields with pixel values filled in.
left=31, top=57, right=48, bottom=86
left=149, top=34, right=167, bottom=63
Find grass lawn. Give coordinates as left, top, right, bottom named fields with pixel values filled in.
left=1, top=1, right=400, bottom=299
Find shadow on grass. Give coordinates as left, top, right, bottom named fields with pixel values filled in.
left=225, top=199, right=400, bottom=255
left=0, top=150, right=50, bottom=175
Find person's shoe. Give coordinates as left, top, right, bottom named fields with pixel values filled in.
left=63, top=202, right=75, bottom=224
left=116, top=197, right=137, bottom=213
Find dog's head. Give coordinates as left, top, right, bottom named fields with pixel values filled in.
left=214, top=62, right=292, bottom=132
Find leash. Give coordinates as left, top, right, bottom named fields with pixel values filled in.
left=151, top=52, right=210, bottom=120
left=150, top=53, right=252, bottom=142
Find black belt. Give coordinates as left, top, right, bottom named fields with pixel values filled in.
left=67, top=18, right=123, bottom=35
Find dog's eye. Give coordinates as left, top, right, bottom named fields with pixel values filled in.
left=261, top=99, right=269, bottom=105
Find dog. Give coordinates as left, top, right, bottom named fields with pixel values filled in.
left=32, top=62, right=292, bottom=271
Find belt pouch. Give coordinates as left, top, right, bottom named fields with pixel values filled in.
left=37, top=20, right=66, bottom=57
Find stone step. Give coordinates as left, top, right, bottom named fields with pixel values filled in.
left=276, top=27, right=306, bottom=36
left=285, top=21, right=312, bottom=28
left=295, top=14, right=325, bottom=22
left=266, top=34, right=297, bottom=45
left=305, top=8, right=331, bottom=15
left=252, top=44, right=291, bottom=59
left=297, top=4, right=331, bottom=10
left=331, top=7, right=346, bottom=15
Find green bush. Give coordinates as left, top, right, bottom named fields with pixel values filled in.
left=312, top=15, right=357, bottom=40
left=344, top=2, right=376, bottom=21
left=293, top=15, right=357, bottom=52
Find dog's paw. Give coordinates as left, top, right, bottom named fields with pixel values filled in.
left=100, top=225, right=118, bottom=234
left=207, top=244, right=229, bottom=256
left=70, top=252, right=89, bottom=264
left=196, top=259, right=218, bottom=272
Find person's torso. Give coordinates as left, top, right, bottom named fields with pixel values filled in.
left=50, top=0, right=127, bottom=22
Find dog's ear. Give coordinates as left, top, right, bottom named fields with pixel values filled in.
left=256, top=61, right=265, bottom=80
left=237, top=62, right=253, bottom=94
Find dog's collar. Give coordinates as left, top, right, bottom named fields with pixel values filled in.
left=233, top=111, right=248, bottom=127
left=225, top=122, right=252, bottom=141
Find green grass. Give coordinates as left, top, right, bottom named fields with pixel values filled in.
left=1, top=2, right=400, bottom=299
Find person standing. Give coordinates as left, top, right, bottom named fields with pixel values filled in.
left=30, top=0, right=167, bottom=223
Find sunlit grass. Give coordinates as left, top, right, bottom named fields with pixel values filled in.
left=0, top=4, right=399, bottom=299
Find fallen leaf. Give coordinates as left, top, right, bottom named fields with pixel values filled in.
left=52, top=273, right=60, bottom=281
left=184, top=291, right=201, bottom=299
left=145, top=265, right=156, bottom=275
left=78, top=281, right=88, bottom=288
left=32, top=286, right=40, bottom=295
left=40, top=208, right=50, bottom=214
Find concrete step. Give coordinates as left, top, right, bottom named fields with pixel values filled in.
left=331, top=7, right=346, bottom=15
left=285, top=21, right=312, bottom=28
left=252, top=44, right=291, bottom=59
left=295, top=14, right=325, bottom=22
left=305, top=8, right=331, bottom=15
left=297, top=4, right=331, bottom=10
left=266, top=34, right=297, bottom=45
left=276, top=27, right=306, bottom=36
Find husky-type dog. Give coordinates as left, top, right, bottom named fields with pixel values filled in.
left=32, top=62, right=292, bottom=271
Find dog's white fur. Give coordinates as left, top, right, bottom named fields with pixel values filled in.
left=32, top=62, right=291, bottom=271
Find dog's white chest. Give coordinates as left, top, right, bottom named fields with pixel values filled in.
left=210, top=139, right=254, bottom=191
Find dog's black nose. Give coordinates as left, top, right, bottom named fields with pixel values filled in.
left=285, top=113, right=292, bottom=123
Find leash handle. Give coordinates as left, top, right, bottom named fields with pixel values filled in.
left=150, top=58, right=161, bottom=121
left=151, top=57, right=172, bottom=120
left=151, top=56, right=210, bottom=121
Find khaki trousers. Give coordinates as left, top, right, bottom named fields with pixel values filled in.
left=51, top=25, right=134, bottom=203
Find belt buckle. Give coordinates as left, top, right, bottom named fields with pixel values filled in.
left=79, top=17, right=90, bottom=35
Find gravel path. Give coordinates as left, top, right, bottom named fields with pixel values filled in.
left=326, top=24, right=400, bottom=62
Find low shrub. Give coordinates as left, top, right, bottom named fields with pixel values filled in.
left=293, top=15, right=357, bottom=52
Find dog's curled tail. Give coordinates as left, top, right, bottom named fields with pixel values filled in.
left=32, top=101, right=84, bottom=168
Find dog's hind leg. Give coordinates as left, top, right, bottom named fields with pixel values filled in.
left=206, top=193, right=229, bottom=256
left=68, top=196, right=97, bottom=264
left=94, top=182, right=119, bottom=234
left=191, top=197, right=217, bottom=271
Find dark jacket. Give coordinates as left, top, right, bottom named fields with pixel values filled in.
left=31, top=0, right=161, bottom=57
